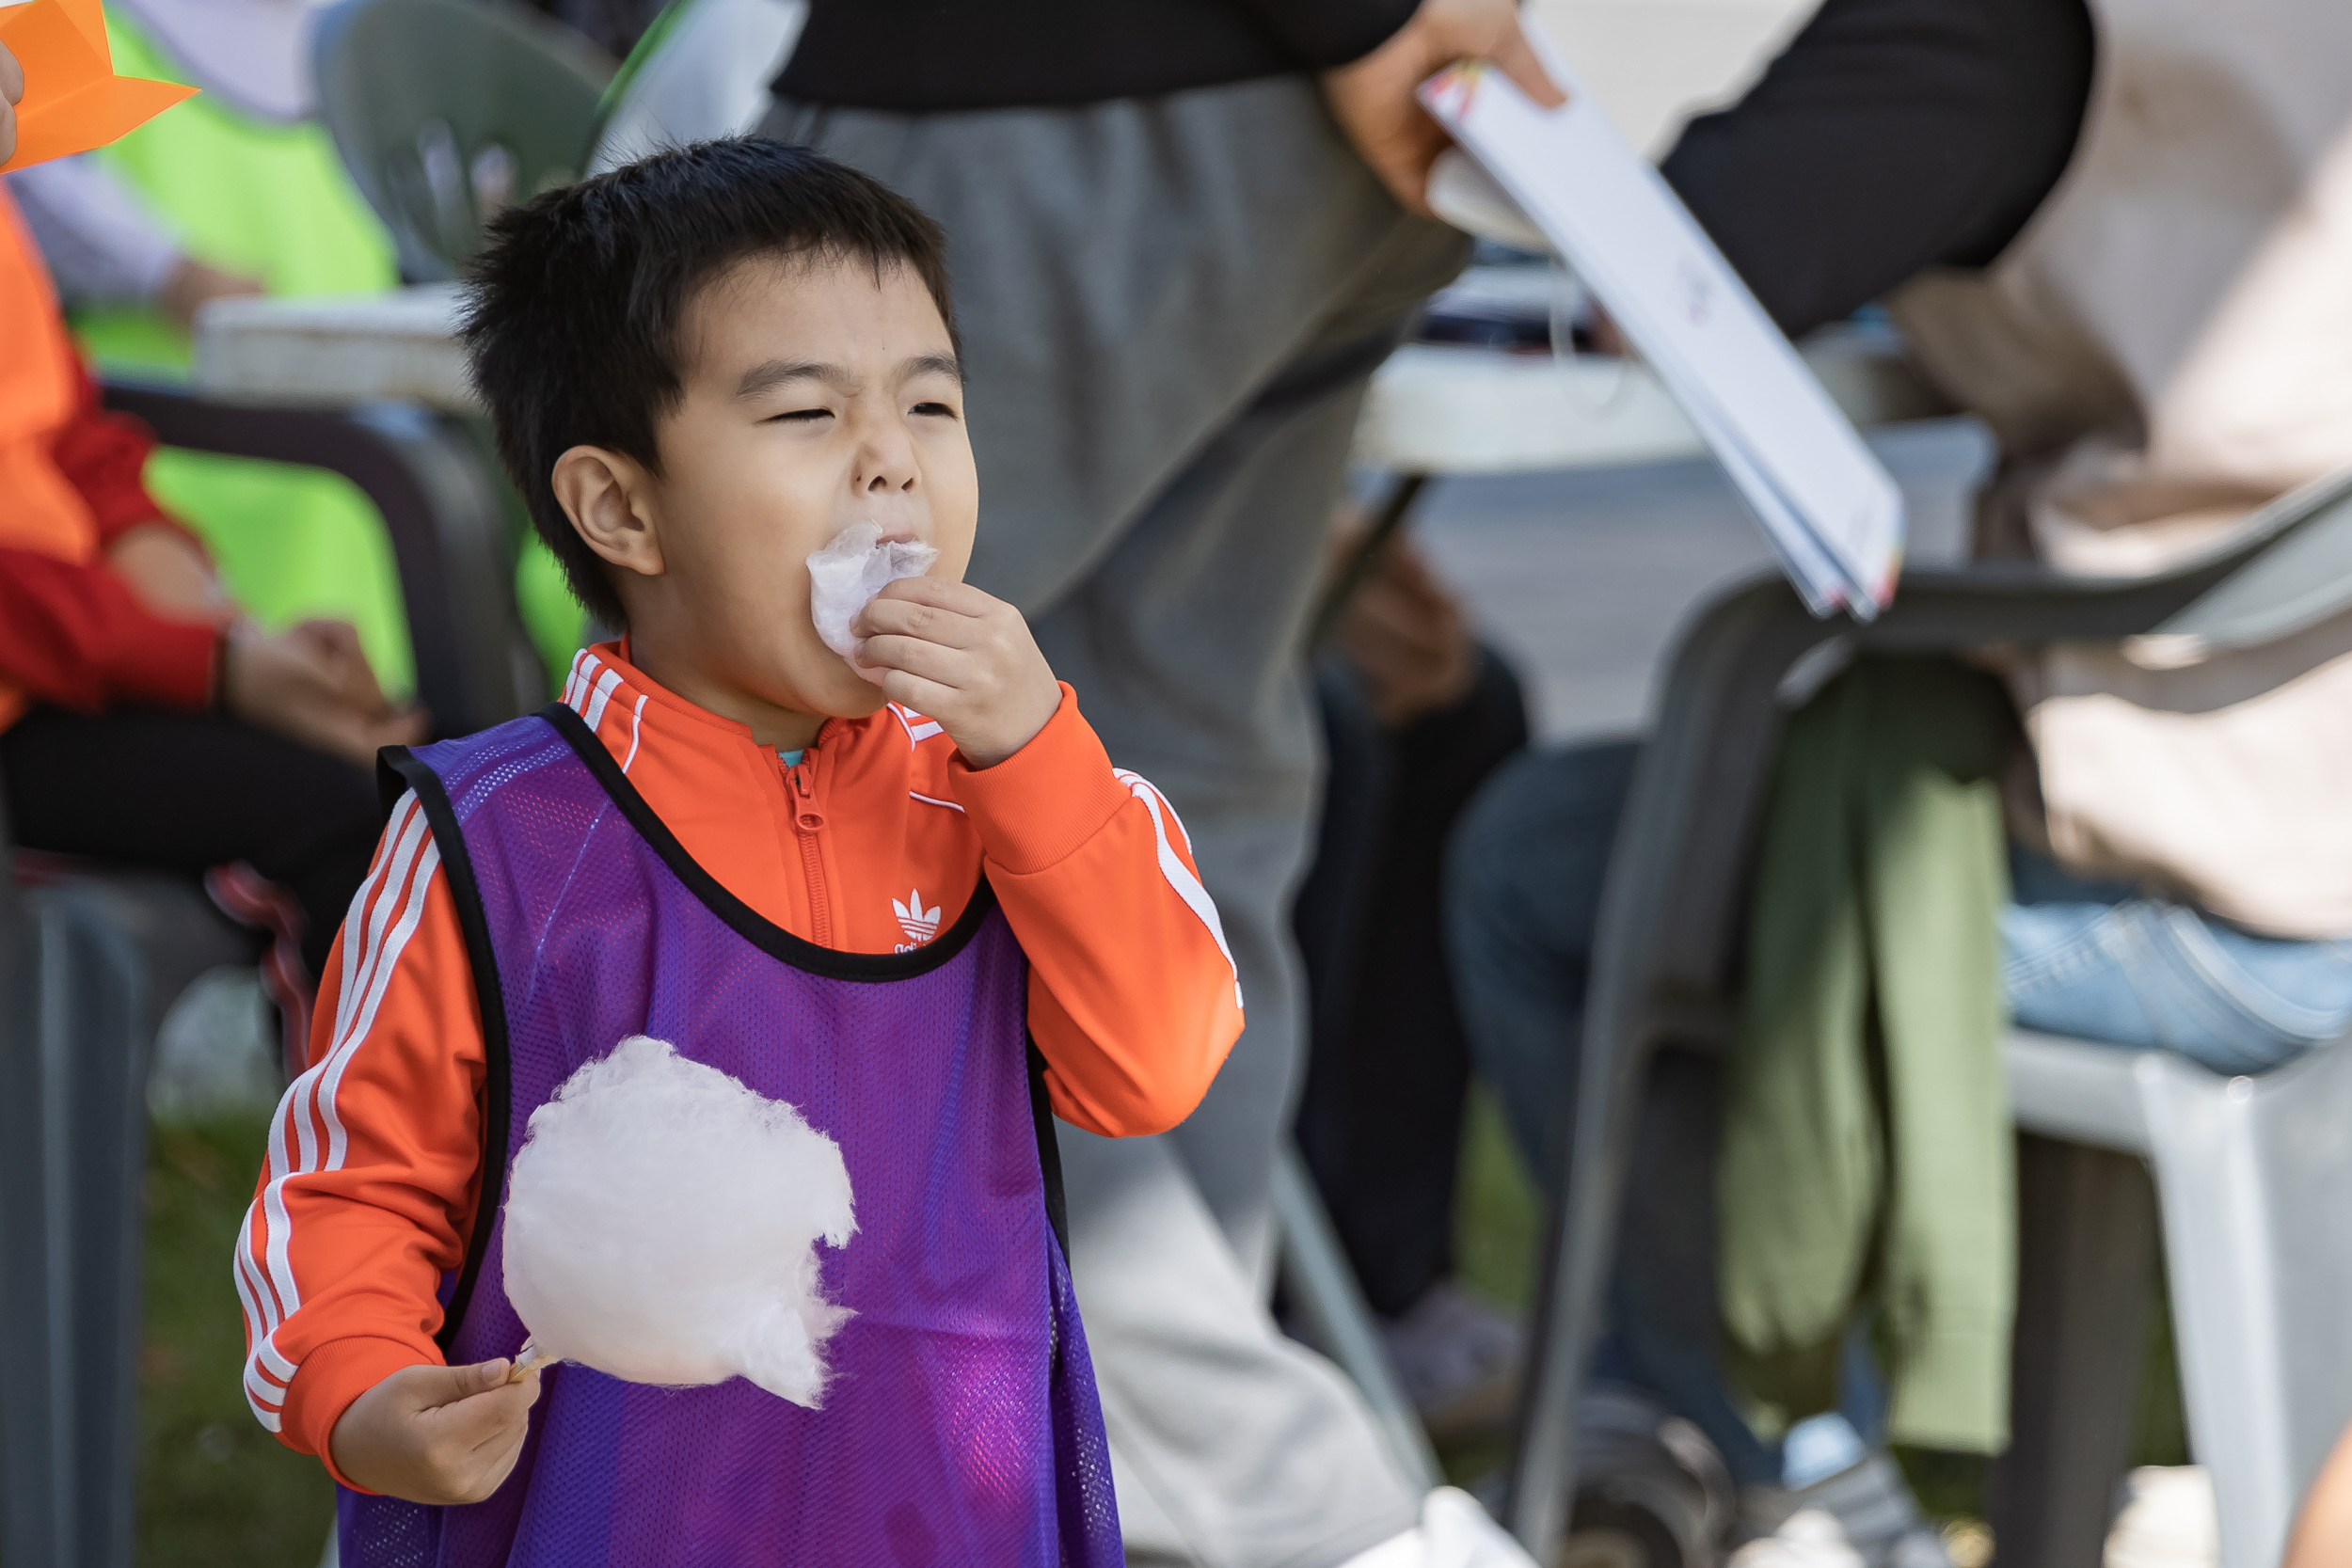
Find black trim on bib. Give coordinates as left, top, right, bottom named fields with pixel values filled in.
left=541, top=704, right=998, bottom=981
left=379, top=746, right=514, bottom=1355
left=1025, top=1038, right=1071, bottom=1261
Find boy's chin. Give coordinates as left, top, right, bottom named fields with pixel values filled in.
left=806, top=663, right=895, bottom=719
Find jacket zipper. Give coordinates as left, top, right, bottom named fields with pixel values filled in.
left=788, top=759, right=833, bottom=948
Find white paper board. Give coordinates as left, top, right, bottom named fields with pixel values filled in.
left=1419, top=51, right=1904, bottom=617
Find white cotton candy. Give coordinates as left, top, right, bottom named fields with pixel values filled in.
left=501, top=1035, right=856, bottom=1406
left=806, top=521, right=938, bottom=660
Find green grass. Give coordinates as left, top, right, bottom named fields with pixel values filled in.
left=139, top=1115, right=335, bottom=1566
left=1454, top=1086, right=1545, bottom=1314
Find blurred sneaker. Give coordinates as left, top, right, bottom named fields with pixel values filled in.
left=1739, top=1421, right=1950, bottom=1568
left=1730, top=1511, right=1866, bottom=1568
left=1341, top=1485, right=1544, bottom=1568
left=1380, top=1278, right=1525, bottom=1440
left=2104, top=1466, right=2217, bottom=1568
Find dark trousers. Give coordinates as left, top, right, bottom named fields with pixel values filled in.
left=1294, top=648, right=1529, bottom=1319
left=0, top=706, right=382, bottom=982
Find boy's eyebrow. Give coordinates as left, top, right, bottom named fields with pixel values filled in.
left=901, top=352, right=964, bottom=385
left=732, top=353, right=963, bottom=401
left=735, top=358, right=847, bottom=401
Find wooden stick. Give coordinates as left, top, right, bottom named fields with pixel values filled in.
left=507, top=1338, right=558, bottom=1383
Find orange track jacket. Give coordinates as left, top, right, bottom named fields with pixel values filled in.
left=237, top=642, right=1245, bottom=1480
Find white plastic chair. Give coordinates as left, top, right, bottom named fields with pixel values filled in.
left=2008, top=1029, right=2352, bottom=1568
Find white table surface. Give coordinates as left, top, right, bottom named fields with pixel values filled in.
left=193, top=284, right=1949, bottom=476
left=194, top=284, right=474, bottom=415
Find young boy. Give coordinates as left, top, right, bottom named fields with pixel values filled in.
left=235, top=138, right=1245, bottom=1564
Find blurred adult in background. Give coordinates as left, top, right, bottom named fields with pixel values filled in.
left=1, top=0, right=430, bottom=703
left=0, top=60, right=421, bottom=1059
left=760, top=3, right=1559, bottom=1563
left=1294, top=523, right=1529, bottom=1435
left=1295, top=0, right=2093, bottom=1515
left=1453, top=0, right=2352, bottom=1559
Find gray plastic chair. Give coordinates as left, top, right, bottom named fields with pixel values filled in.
left=1501, top=467, right=2352, bottom=1564
left=0, top=388, right=536, bottom=1568
left=0, top=850, right=252, bottom=1568
left=312, top=0, right=612, bottom=280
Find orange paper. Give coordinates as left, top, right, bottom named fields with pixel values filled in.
left=0, top=0, right=196, bottom=173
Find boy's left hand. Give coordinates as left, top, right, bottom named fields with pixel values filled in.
left=850, top=578, right=1060, bottom=768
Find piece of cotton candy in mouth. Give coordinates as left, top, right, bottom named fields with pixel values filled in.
left=806, top=521, right=938, bottom=662
left=501, top=1035, right=857, bottom=1406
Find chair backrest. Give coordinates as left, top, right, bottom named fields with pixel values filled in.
left=1593, top=465, right=2352, bottom=1065
left=312, top=0, right=612, bottom=281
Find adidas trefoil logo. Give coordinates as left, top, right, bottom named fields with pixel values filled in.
left=892, top=888, right=942, bottom=948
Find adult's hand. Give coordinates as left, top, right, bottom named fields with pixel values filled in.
left=158, top=257, right=266, bottom=332
left=1332, top=528, right=1476, bottom=729
left=2, top=40, right=24, bottom=166
left=1322, top=0, right=1565, bottom=217
left=222, top=618, right=429, bottom=768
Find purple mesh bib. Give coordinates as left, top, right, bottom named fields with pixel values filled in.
left=342, top=706, right=1123, bottom=1567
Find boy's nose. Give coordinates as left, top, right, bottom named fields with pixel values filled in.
left=854, top=436, right=920, bottom=499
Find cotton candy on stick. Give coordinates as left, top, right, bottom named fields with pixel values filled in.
left=806, top=521, right=938, bottom=662
left=500, top=1036, right=856, bottom=1405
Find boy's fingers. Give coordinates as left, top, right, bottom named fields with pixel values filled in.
left=853, top=584, right=994, bottom=643
left=871, top=668, right=962, bottom=720
left=405, top=1358, right=510, bottom=1411
left=869, top=574, right=987, bottom=612
left=423, top=1381, right=536, bottom=1460
left=853, top=633, right=973, bottom=686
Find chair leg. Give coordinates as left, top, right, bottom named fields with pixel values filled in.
left=1272, top=1141, right=1444, bottom=1493
left=1987, top=1133, right=2157, bottom=1568
left=0, top=890, right=150, bottom=1568
left=1508, top=1035, right=1664, bottom=1556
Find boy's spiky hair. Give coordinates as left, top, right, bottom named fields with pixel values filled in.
left=459, top=137, right=957, bottom=628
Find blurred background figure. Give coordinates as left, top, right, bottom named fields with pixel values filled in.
left=1445, top=0, right=2352, bottom=1560
left=3, top=0, right=419, bottom=709
left=0, top=53, right=421, bottom=1062
left=1294, top=520, right=1529, bottom=1437
left=1292, top=0, right=2090, bottom=1542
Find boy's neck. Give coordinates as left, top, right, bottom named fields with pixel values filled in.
left=623, top=640, right=828, bottom=753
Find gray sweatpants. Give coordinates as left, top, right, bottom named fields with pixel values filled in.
left=763, top=78, right=1467, bottom=1567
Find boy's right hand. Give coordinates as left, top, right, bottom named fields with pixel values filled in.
left=328, top=1358, right=542, bottom=1505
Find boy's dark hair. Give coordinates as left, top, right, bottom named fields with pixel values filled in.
left=460, top=137, right=957, bottom=629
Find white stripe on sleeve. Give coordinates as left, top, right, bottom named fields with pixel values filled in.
left=1113, top=769, right=1242, bottom=1008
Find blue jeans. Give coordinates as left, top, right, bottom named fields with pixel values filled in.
left=2005, top=847, right=2352, bottom=1072
left=1445, top=742, right=2352, bottom=1482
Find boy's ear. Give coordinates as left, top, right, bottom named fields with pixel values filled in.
left=552, top=446, right=665, bottom=580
